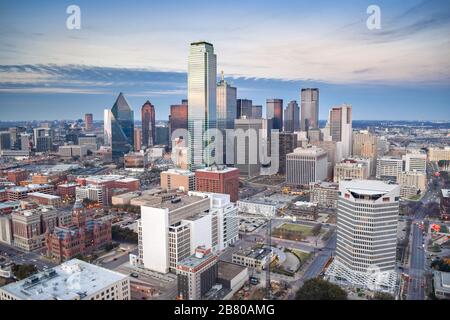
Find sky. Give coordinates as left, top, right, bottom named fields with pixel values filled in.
left=0, top=0, right=449, bottom=121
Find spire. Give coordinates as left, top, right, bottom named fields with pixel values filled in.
left=221, top=70, right=224, bottom=81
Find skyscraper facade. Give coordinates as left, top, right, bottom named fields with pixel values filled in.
left=266, top=99, right=283, bottom=131
left=236, top=99, right=253, bottom=119
left=326, top=180, right=399, bottom=292
left=283, top=100, right=300, bottom=132
left=300, top=88, right=319, bottom=132
left=84, top=113, right=93, bottom=131
left=141, top=101, right=155, bottom=148
left=327, top=104, right=352, bottom=158
left=170, top=100, right=189, bottom=141
left=217, top=75, right=237, bottom=164
left=188, top=41, right=217, bottom=168
left=104, top=93, right=134, bottom=161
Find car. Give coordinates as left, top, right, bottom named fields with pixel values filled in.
left=130, top=273, right=139, bottom=278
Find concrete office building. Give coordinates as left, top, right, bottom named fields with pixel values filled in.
left=160, top=169, right=196, bottom=192
left=176, top=246, right=218, bottom=300
left=403, top=151, right=427, bottom=174
left=334, top=158, right=370, bottom=183
left=286, top=147, right=328, bottom=186
left=326, top=180, right=400, bottom=292
left=309, top=181, right=339, bottom=209
left=429, top=147, right=450, bottom=162
left=326, top=104, right=352, bottom=159
left=234, top=118, right=264, bottom=178
left=376, top=157, right=404, bottom=182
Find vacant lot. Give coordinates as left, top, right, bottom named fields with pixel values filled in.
left=277, top=223, right=313, bottom=236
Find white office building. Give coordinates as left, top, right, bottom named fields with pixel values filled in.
left=0, top=259, right=130, bottom=300
left=376, top=157, right=404, bottom=182
left=403, top=151, right=427, bottom=174
left=286, top=147, right=328, bottom=186
left=326, top=180, right=400, bottom=293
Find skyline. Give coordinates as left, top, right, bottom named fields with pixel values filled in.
left=0, top=0, right=450, bottom=121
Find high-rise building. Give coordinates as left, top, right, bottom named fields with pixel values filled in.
left=300, top=88, right=319, bottom=132
left=188, top=41, right=217, bottom=169
left=0, top=132, right=11, bottom=150
left=326, top=180, right=399, bottom=292
left=155, top=125, right=170, bottom=146
left=20, top=133, right=32, bottom=151
left=398, top=171, right=427, bottom=198
left=266, top=99, right=283, bottom=132
left=251, top=105, right=262, bottom=119
left=217, top=74, right=237, bottom=163
left=84, top=113, right=93, bottom=131
left=104, top=93, right=134, bottom=161
left=195, top=165, right=240, bottom=202
left=309, top=181, right=339, bottom=209
left=277, top=132, right=297, bottom=175
left=8, top=127, right=26, bottom=150
left=161, top=169, right=196, bottom=192
left=170, top=100, right=189, bottom=142
left=334, top=158, right=370, bottom=183
left=283, top=100, right=300, bottom=132
left=286, top=147, right=328, bottom=186
left=141, top=101, right=155, bottom=148
left=134, top=128, right=142, bottom=151
left=236, top=99, right=253, bottom=119
left=327, top=104, right=352, bottom=159
left=33, top=128, right=53, bottom=152
left=403, top=151, right=427, bottom=174
left=234, top=118, right=264, bottom=178
left=376, top=156, right=404, bottom=182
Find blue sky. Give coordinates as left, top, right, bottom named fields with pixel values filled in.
left=0, top=0, right=449, bottom=121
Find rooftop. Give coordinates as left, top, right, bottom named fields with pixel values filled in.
left=0, top=259, right=128, bottom=300
left=442, top=189, right=450, bottom=198
left=150, top=194, right=208, bottom=211
left=340, top=180, right=399, bottom=195
left=217, top=261, right=247, bottom=281
left=28, top=192, right=60, bottom=200
left=196, top=165, right=238, bottom=174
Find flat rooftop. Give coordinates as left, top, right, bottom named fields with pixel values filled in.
left=442, top=189, right=450, bottom=198
left=340, top=180, right=399, bottom=195
left=151, top=194, right=207, bottom=211
left=0, top=259, right=128, bottom=300
left=28, top=192, right=60, bottom=200
left=217, top=261, right=247, bottom=281
left=196, top=165, right=238, bottom=174
left=178, top=252, right=215, bottom=269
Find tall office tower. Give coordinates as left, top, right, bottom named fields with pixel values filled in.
left=236, top=99, right=253, bottom=119
left=188, top=41, right=217, bottom=169
left=134, top=128, right=142, bottom=151
left=327, top=104, right=353, bottom=158
left=0, top=132, right=11, bottom=150
left=234, top=118, right=263, bottom=178
left=155, top=125, right=170, bottom=146
left=376, top=156, right=404, bottom=182
left=285, top=147, right=328, bottom=186
left=9, top=127, right=26, bottom=150
left=84, top=113, right=93, bottom=131
left=217, top=73, right=237, bottom=163
left=283, top=100, right=300, bottom=132
left=326, top=180, right=400, bottom=292
left=104, top=93, right=134, bottom=161
left=195, top=165, right=240, bottom=202
left=300, top=88, right=319, bottom=132
left=170, top=100, right=189, bottom=143
left=33, top=128, right=53, bottom=152
left=266, top=99, right=283, bottom=131
left=353, top=130, right=378, bottom=176
left=403, top=151, right=427, bottom=174
left=251, top=105, right=263, bottom=119
left=216, top=73, right=237, bottom=132
left=20, top=133, right=32, bottom=151
left=141, top=100, right=156, bottom=148
left=277, top=132, right=297, bottom=175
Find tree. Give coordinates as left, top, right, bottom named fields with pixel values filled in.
left=12, top=264, right=38, bottom=280
left=295, top=278, right=347, bottom=300
left=373, top=292, right=395, bottom=300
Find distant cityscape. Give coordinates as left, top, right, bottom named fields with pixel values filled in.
left=0, top=37, right=450, bottom=303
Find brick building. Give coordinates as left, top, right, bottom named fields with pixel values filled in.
left=195, top=166, right=239, bottom=202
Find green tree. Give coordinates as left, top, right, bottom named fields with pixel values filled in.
left=12, top=264, right=38, bottom=280
left=295, top=278, right=347, bottom=300
left=373, top=292, right=395, bottom=300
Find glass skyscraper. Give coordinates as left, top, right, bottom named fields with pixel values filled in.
left=301, top=88, right=319, bottom=132
left=104, top=92, right=134, bottom=161
left=188, top=41, right=217, bottom=168
left=283, top=100, right=300, bottom=132
left=266, top=99, right=283, bottom=131
left=217, top=74, right=237, bottom=164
